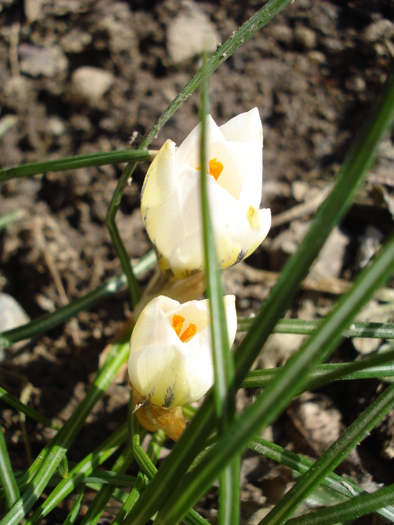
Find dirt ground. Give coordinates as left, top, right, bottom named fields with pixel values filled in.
left=0, top=0, right=394, bottom=523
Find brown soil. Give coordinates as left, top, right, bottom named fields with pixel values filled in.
left=0, top=0, right=393, bottom=523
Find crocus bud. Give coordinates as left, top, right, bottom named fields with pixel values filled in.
left=141, top=108, right=271, bottom=278
left=128, top=295, right=237, bottom=409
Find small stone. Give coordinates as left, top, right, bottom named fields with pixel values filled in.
left=271, top=25, right=293, bottom=45
left=0, top=293, right=30, bottom=333
left=294, top=27, right=317, bottom=50
left=24, top=0, right=45, bottom=22
left=308, top=50, right=326, bottom=65
left=346, top=76, right=366, bottom=93
left=61, top=29, right=92, bottom=54
left=0, top=293, right=30, bottom=360
left=68, top=66, right=114, bottom=105
left=363, top=19, right=394, bottom=42
left=19, top=44, right=68, bottom=78
left=47, top=116, right=65, bottom=137
left=167, top=1, right=220, bottom=64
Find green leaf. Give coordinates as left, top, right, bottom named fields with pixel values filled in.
left=0, top=150, right=153, bottom=182
left=0, top=250, right=156, bottom=348
left=250, top=437, right=394, bottom=523
left=153, top=231, right=394, bottom=524
left=0, top=425, right=20, bottom=509
left=286, top=483, right=394, bottom=525
left=238, top=318, right=394, bottom=339
left=0, top=340, right=130, bottom=525
left=124, top=49, right=394, bottom=525
left=243, top=347, right=394, bottom=389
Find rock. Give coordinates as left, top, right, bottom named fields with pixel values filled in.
left=346, top=76, right=366, bottom=93
left=0, top=293, right=30, bottom=360
left=309, top=226, right=349, bottom=281
left=167, top=0, right=220, bottom=64
left=0, top=293, right=30, bottom=333
left=271, top=25, right=293, bottom=45
left=308, top=50, right=326, bottom=65
left=61, top=29, right=92, bottom=54
left=362, top=19, right=394, bottom=42
left=294, top=27, right=317, bottom=50
left=24, top=0, right=45, bottom=23
left=47, top=116, right=65, bottom=137
left=68, top=66, right=114, bottom=105
left=19, top=44, right=68, bottom=77
left=357, top=226, right=383, bottom=269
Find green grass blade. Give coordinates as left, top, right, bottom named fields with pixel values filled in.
left=106, top=199, right=141, bottom=307
left=23, top=423, right=128, bottom=525
left=199, top=54, right=239, bottom=525
left=123, top=63, right=394, bottom=525
left=286, top=483, right=394, bottom=525
left=238, top=318, right=394, bottom=338
left=63, top=485, right=85, bottom=525
left=153, top=231, right=394, bottom=524
left=250, top=438, right=394, bottom=523
left=199, top=53, right=234, bottom=434
left=243, top=347, right=394, bottom=389
left=0, top=150, right=153, bottom=182
left=233, top=68, right=394, bottom=387
left=0, top=340, right=130, bottom=525
left=80, top=445, right=134, bottom=525
left=259, top=382, right=394, bottom=525
left=0, top=425, right=20, bottom=508
left=0, top=250, right=156, bottom=348
left=0, top=386, right=60, bottom=430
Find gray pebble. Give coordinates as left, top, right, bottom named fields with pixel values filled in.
left=294, top=27, right=317, bottom=50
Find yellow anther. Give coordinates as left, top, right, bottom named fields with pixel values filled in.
left=171, top=315, right=197, bottom=343
left=171, top=314, right=185, bottom=337
left=208, top=158, right=223, bottom=180
left=179, top=323, right=197, bottom=342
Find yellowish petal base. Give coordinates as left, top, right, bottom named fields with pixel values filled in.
left=131, top=384, right=186, bottom=442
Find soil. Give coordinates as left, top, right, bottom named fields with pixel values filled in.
left=0, top=0, right=394, bottom=523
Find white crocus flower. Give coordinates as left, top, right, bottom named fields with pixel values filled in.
left=128, top=295, right=237, bottom=408
left=141, top=108, right=271, bottom=278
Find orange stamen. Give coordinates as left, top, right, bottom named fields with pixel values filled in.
left=179, top=323, right=197, bottom=343
left=171, top=314, right=185, bottom=336
left=171, top=314, right=197, bottom=343
left=208, top=158, right=223, bottom=180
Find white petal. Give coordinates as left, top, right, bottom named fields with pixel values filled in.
left=128, top=295, right=237, bottom=407
left=230, top=141, right=263, bottom=209
left=219, top=107, right=263, bottom=143
left=141, top=140, right=184, bottom=268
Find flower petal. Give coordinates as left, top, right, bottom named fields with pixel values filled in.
left=128, top=295, right=237, bottom=407
left=141, top=140, right=184, bottom=270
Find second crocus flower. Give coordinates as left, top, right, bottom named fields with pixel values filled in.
left=128, top=295, right=237, bottom=408
left=141, top=108, right=271, bottom=278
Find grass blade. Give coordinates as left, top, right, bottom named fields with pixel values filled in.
left=243, top=347, right=394, bottom=389
left=250, top=437, right=394, bottom=522
left=80, top=445, right=134, bottom=525
left=0, top=150, right=153, bottom=182
left=154, top=231, right=394, bottom=524
left=0, top=425, right=20, bottom=508
left=259, top=382, right=394, bottom=524
left=0, top=250, right=156, bottom=348
left=199, top=54, right=239, bottom=525
left=238, top=318, right=394, bottom=339
left=0, top=340, right=130, bottom=525
left=123, top=63, right=394, bottom=525
left=286, top=483, right=394, bottom=525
